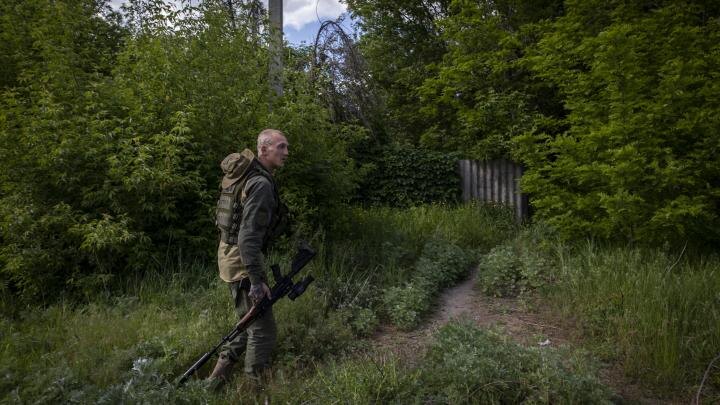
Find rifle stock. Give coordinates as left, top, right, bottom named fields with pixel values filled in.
left=177, top=244, right=316, bottom=386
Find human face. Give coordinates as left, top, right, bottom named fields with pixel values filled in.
left=261, top=133, right=289, bottom=171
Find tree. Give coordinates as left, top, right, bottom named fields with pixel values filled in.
left=346, top=0, right=452, bottom=143
left=417, top=0, right=564, bottom=159
left=516, top=0, right=720, bottom=246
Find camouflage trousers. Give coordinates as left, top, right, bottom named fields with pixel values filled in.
left=218, top=278, right=277, bottom=377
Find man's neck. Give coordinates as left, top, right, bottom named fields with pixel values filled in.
left=256, top=158, right=275, bottom=175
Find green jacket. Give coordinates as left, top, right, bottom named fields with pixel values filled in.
left=236, top=162, right=279, bottom=284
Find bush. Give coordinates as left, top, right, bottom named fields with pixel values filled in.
left=418, top=321, right=613, bottom=404
left=274, top=288, right=357, bottom=366
left=383, top=239, right=473, bottom=330
left=414, top=238, right=473, bottom=288
left=517, top=1, right=720, bottom=247
left=477, top=245, right=521, bottom=297
left=477, top=226, right=556, bottom=297
left=358, top=144, right=460, bottom=207
left=0, top=2, right=358, bottom=304
left=337, top=305, right=379, bottom=338
left=382, top=283, right=433, bottom=330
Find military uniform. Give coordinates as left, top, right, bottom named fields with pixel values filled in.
left=215, top=149, right=285, bottom=378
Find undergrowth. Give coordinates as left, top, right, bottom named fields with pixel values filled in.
left=551, top=243, right=720, bottom=397
left=5, top=203, right=714, bottom=403
left=474, top=225, right=720, bottom=399
left=268, top=321, right=614, bottom=404
left=1, top=203, right=517, bottom=403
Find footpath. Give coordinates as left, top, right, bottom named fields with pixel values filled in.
left=373, top=268, right=681, bottom=405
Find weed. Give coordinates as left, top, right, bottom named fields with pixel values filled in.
left=477, top=225, right=556, bottom=297
left=418, top=321, right=614, bottom=404
left=382, top=238, right=474, bottom=330
left=550, top=243, right=720, bottom=393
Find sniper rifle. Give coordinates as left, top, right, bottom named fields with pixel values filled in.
left=177, top=244, right=316, bottom=386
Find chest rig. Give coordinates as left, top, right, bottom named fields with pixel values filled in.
left=216, top=162, right=287, bottom=248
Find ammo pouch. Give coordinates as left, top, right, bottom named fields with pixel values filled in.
left=216, top=181, right=244, bottom=245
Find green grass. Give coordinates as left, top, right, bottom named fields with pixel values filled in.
left=549, top=243, right=720, bottom=396
left=5, top=203, right=715, bottom=403
left=473, top=227, right=720, bottom=398
left=0, top=203, right=517, bottom=403
left=268, top=321, right=614, bottom=404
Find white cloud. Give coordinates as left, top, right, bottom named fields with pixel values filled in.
left=109, top=1, right=346, bottom=31
left=265, top=0, right=346, bottom=31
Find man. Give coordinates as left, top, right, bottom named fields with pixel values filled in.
left=209, top=128, right=289, bottom=387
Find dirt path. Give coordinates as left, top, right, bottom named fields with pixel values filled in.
left=373, top=268, right=682, bottom=404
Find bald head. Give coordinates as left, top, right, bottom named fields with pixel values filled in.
left=256, top=128, right=289, bottom=171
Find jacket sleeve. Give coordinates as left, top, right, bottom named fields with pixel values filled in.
left=237, top=176, right=276, bottom=285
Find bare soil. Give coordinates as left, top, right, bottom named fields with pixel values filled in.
left=372, top=268, right=686, bottom=404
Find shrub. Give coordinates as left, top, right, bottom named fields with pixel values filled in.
left=477, top=225, right=556, bottom=297
left=337, top=305, right=380, bottom=338
left=477, top=245, right=521, bottom=297
left=517, top=1, right=720, bottom=247
left=384, top=239, right=473, bottom=330
left=418, top=321, right=614, bottom=404
left=0, top=2, right=358, bottom=304
left=358, top=144, right=460, bottom=207
left=415, top=238, right=472, bottom=288
left=382, top=283, right=432, bottom=331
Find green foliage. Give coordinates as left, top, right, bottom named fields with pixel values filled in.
left=271, top=321, right=614, bottom=404
left=516, top=0, right=720, bottom=246
left=418, top=0, right=565, bottom=159
left=0, top=253, right=359, bottom=403
left=269, top=354, right=420, bottom=404
left=352, top=0, right=720, bottom=248
left=415, top=238, right=474, bottom=289
left=346, top=0, right=451, bottom=144
left=550, top=243, right=720, bottom=393
left=337, top=305, right=379, bottom=338
left=358, top=144, right=460, bottom=207
left=274, top=288, right=357, bottom=366
left=477, top=225, right=556, bottom=297
left=0, top=0, right=358, bottom=303
left=382, top=283, right=432, bottom=330
left=419, top=321, right=613, bottom=404
left=383, top=238, right=472, bottom=330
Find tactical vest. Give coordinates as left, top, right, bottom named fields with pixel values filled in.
left=215, top=165, right=288, bottom=249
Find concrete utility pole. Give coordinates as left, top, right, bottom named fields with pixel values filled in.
left=269, top=0, right=283, bottom=98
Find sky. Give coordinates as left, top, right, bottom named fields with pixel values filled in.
left=108, top=0, right=352, bottom=45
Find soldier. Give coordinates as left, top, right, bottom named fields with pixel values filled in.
left=209, top=129, right=289, bottom=388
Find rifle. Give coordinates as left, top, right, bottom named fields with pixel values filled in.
left=177, top=244, right=316, bottom=386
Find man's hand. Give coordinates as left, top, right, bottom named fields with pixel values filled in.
left=249, top=282, right=272, bottom=303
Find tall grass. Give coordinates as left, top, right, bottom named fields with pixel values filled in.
left=1, top=202, right=517, bottom=403
left=0, top=261, right=230, bottom=402
left=267, top=321, right=613, bottom=404
left=550, top=243, right=720, bottom=394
